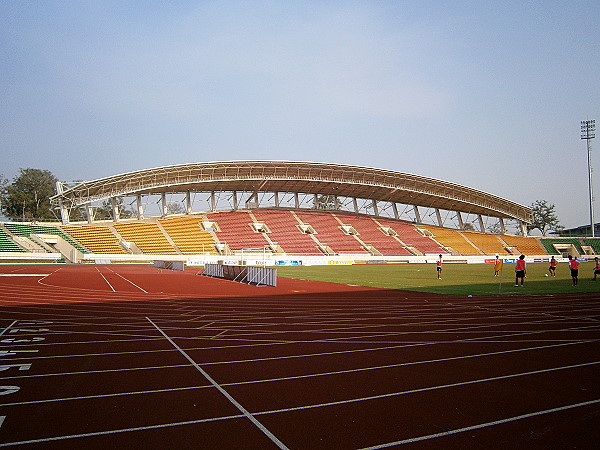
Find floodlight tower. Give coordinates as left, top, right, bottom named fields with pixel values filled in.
left=581, top=119, right=596, bottom=237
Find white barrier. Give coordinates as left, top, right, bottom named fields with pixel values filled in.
left=153, top=260, right=185, bottom=271
left=203, top=263, right=277, bottom=287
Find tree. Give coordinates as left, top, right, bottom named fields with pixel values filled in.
left=94, top=198, right=134, bottom=221
left=527, top=200, right=562, bottom=236
left=0, top=169, right=58, bottom=221
left=167, top=202, right=185, bottom=215
left=315, top=194, right=338, bottom=210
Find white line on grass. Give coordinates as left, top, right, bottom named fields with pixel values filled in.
left=146, top=317, right=289, bottom=450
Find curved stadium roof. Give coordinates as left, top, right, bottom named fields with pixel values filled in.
left=50, top=161, right=532, bottom=223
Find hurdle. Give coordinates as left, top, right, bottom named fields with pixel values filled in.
left=203, top=263, right=277, bottom=287
left=153, top=260, right=185, bottom=271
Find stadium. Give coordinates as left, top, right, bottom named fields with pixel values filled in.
left=1, top=160, right=597, bottom=265
left=1, top=161, right=599, bottom=449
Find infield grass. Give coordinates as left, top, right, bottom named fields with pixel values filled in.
left=277, top=261, right=600, bottom=296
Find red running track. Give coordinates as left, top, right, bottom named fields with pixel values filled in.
left=0, top=264, right=599, bottom=449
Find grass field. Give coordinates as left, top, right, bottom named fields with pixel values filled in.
left=277, top=261, right=600, bottom=296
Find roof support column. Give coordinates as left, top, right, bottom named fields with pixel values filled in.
left=161, top=193, right=168, bottom=216
left=111, top=197, right=120, bottom=222
left=55, top=181, right=69, bottom=225
left=274, top=192, right=280, bottom=208
left=185, top=192, right=192, bottom=214
left=85, top=203, right=93, bottom=224
left=520, top=221, right=528, bottom=237
left=499, top=217, right=506, bottom=235
left=247, top=191, right=258, bottom=208
left=232, top=191, right=238, bottom=210
left=136, top=195, right=144, bottom=219
left=435, top=208, right=443, bottom=227
left=294, top=193, right=299, bottom=209
left=353, top=198, right=359, bottom=213
left=392, top=203, right=399, bottom=220
left=456, top=212, right=464, bottom=229
left=313, top=193, right=318, bottom=209
left=413, top=205, right=421, bottom=223
left=478, top=215, right=485, bottom=233
left=210, top=191, right=216, bottom=212
left=372, top=199, right=379, bottom=216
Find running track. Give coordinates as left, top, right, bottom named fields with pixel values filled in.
left=0, top=264, right=599, bottom=448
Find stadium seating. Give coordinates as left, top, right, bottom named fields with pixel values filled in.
left=207, top=211, right=271, bottom=251
left=582, top=238, right=600, bottom=254
left=250, top=210, right=320, bottom=254
left=501, top=235, right=548, bottom=255
left=294, top=211, right=369, bottom=254
left=335, top=214, right=412, bottom=256
left=0, top=228, right=25, bottom=252
left=158, top=216, right=216, bottom=254
left=61, top=225, right=125, bottom=254
left=461, top=231, right=510, bottom=255
left=4, top=223, right=88, bottom=253
left=113, top=222, right=179, bottom=254
left=374, top=218, right=445, bottom=255
left=422, top=226, right=482, bottom=255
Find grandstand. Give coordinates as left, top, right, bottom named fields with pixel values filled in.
left=158, top=216, right=216, bottom=254
left=422, top=225, right=481, bottom=256
left=61, top=224, right=125, bottom=254
left=113, top=222, right=179, bottom=255
left=0, top=161, right=597, bottom=263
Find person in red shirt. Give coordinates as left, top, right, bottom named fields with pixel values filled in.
left=594, top=257, right=600, bottom=281
left=436, top=254, right=443, bottom=279
left=514, top=254, right=526, bottom=286
left=568, top=255, right=579, bottom=286
left=549, top=256, right=557, bottom=277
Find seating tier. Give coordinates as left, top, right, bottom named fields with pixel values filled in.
left=294, top=211, right=369, bottom=254
left=462, top=231, right=509, bottom=255
left=422, top=226, right=481, bottom=255
left=0, top=228, right=24, bottom=252
left=5, top=223, right=87, bottom=253
left=207, top=211, right=270, bottom=251
left=375, top=218, right=445, bottom=254
left=501, top=235, right=547, bottom=255
left=334, top=214, right=412, bottom=256
left=61, top=225, right=125, bottom=254
left=113, top=222, right=178, bottom=254
left=250, top=210, right=319, bottom=254
left=158, top=216, right=216, bottom=254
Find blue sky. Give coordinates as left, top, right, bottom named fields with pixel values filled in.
left=1, top=1, right=598, bottom=228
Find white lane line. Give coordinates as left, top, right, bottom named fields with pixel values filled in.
left=211, top=330, right=228, bottom=339
left=4, top=345, right=596, bottom=408
left=146, top=317, right=289, bottom=450
left=254, top=360, right=600, bottom=416
left=95, top=268, right=115, bottom=292
left=0, top=274, right=50, bottom=277
left=358, top=398, right=600, bottom=448
left=106, top=268, right=148, bottom=293
left=0, top=321, right=17, bottom=337
left=0, top=412, right=246, bottom=447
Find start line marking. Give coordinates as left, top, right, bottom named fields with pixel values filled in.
left=0, top=274, right=50, bottom=277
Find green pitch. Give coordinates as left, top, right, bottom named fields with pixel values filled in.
left=277, top=261, right=600, bottom=296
